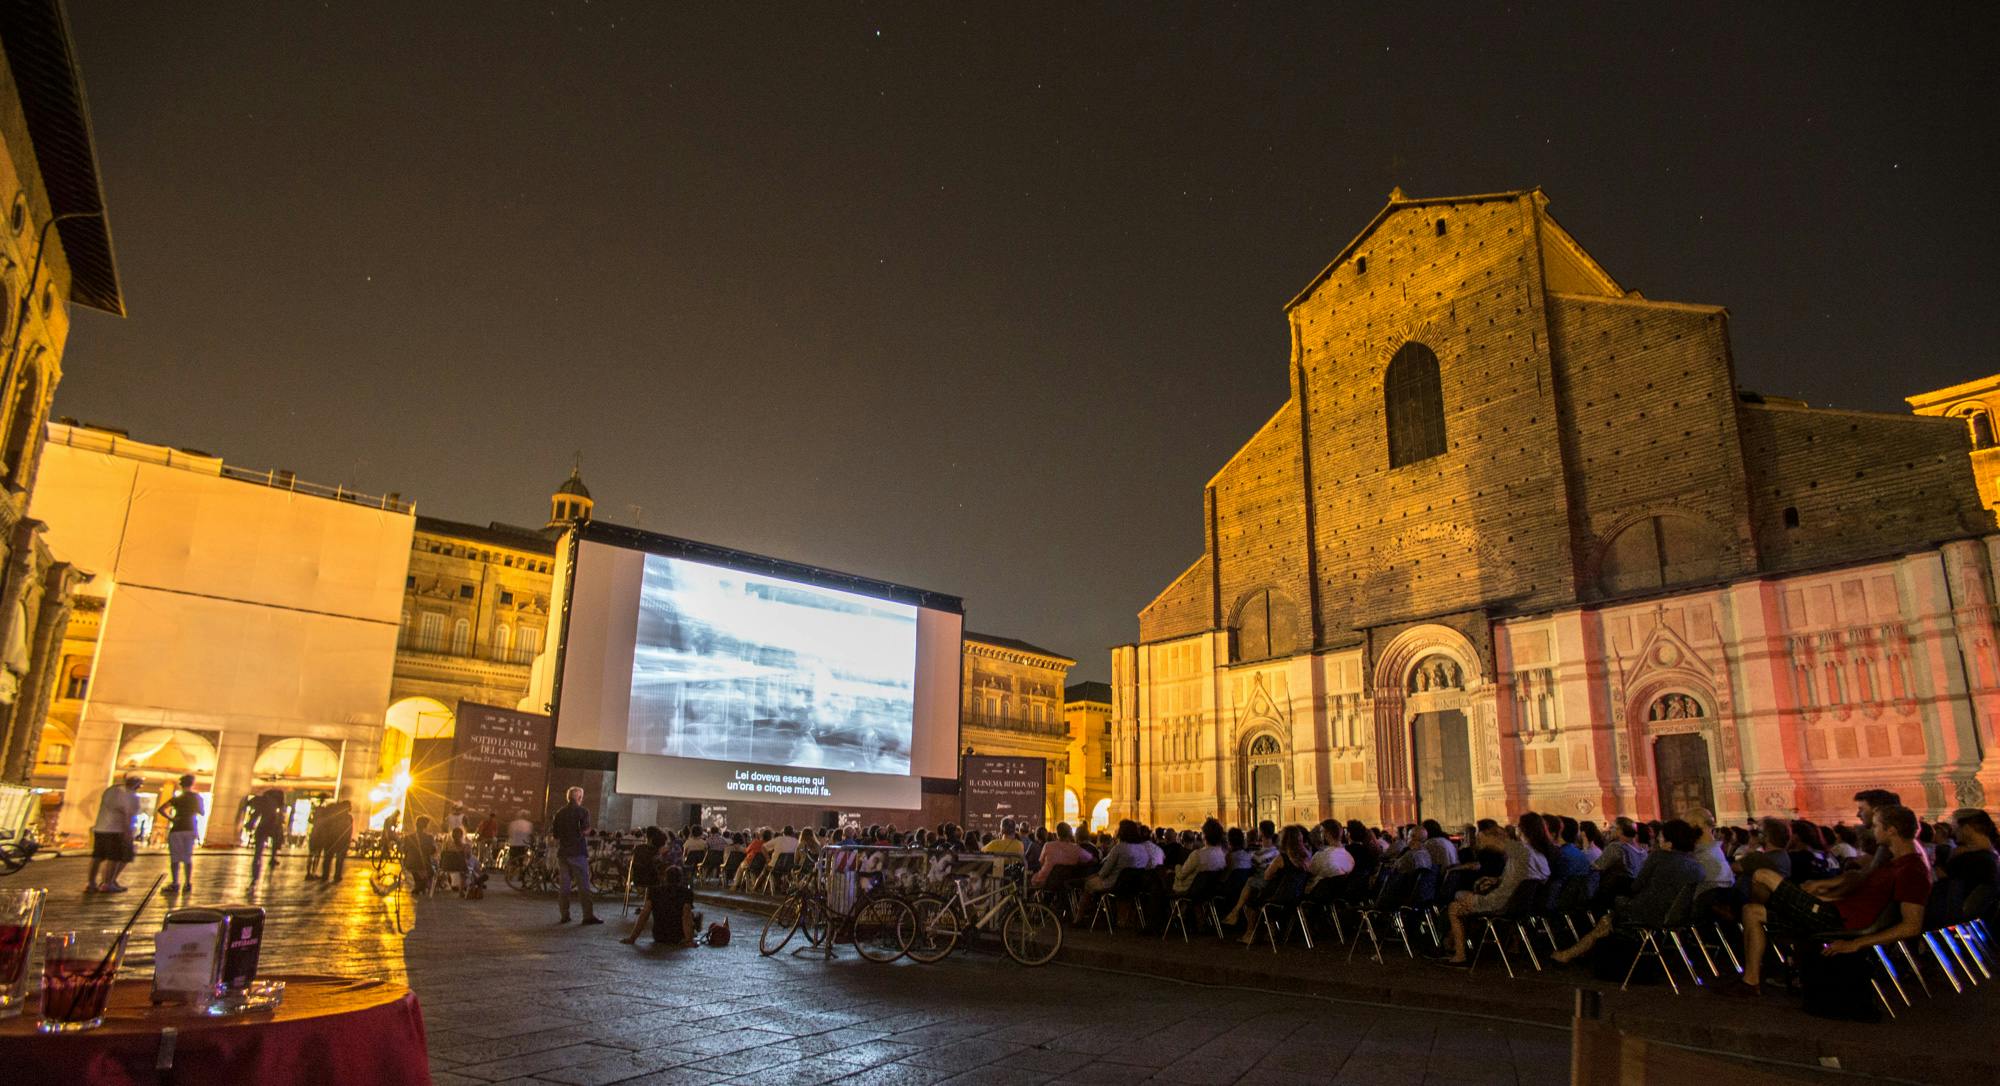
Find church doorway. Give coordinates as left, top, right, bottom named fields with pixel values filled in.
left=1653, top=732, right=1715, bottom=821
left=1245, top=733, right=1284, bottom=826
left=1410, top=710, right=1472, bottom=828
left=1251, top=765, right=1281, bottom=825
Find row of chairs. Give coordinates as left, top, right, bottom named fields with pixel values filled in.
left=1054, top=854, right=1997, bottom=1018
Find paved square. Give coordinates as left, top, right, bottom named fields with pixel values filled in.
left=19, top=849, right=1575, bottom=1085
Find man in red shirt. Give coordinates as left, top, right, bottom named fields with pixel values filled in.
left=1734, top=803, right=1931, bottom=993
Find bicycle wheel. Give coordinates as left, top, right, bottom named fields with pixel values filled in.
left=799, top=897, right=830, bottom=948
left=905, top=895, right=961, bottom=964
left=0, top=844, right=25, bottom=874
left=761, top=895, right=805, bottom=956
left=504, top=860, right=527, bottom=892
left=852, top=897, right=914, bottom=963
left=369, top=858, right=402, bottom=896
left=1002, top=900, right=1062, bottom=967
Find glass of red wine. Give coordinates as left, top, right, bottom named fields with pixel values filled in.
left=37, top=928, right=128, bottom=1033
left=0, top=888, right=43, bottom=1018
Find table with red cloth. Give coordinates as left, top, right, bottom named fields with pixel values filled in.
left=0, top=974, right=432, bottom=1086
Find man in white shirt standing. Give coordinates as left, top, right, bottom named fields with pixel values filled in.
left=87, top=774, right=143, bottom=893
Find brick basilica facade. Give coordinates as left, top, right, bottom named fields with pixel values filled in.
left=1110, top=189, right=2000, bottom=830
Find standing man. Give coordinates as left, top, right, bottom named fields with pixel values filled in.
left=163, top=774, right=205, bottom=893
left=506, top=809, right=535, bottom=871
left=246, top=788, right=289, bottom=888
left=550, top=787, right=601, bottom=925
left=86, top=774, right=143, bottom=893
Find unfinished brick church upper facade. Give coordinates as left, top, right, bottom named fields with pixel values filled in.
left=1110, top=189, right=2000, bottom=830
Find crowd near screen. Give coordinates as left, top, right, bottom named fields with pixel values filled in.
left=553, top=532, right=962, bottom=809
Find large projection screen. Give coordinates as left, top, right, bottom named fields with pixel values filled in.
left=554, top=530, right=962, bottom=810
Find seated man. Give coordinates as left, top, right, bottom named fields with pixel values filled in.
left=1733, top=803, right=1932, bottom=994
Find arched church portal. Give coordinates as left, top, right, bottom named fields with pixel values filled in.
left=1245, top=732, right=1284, bottom=826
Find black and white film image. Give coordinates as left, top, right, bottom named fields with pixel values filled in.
left=628, top=554, right=919, bottom=774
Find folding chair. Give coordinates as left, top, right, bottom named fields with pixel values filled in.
left=1162, top=870, right=1225, bottom=942
left=1468, top=878, right=1547, bottom=979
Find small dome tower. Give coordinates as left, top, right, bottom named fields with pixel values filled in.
left=548, top=460, right=594, bottom=529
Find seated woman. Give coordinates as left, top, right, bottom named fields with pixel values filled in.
left=621, top=827, right=665, bottom=945
left=1084, top=820, right=1157, bottom=893
left=649, top=865, right=698, bottom=946
left=1229, top=825, right=1312, bottom=944
left=1550, top=819, right=1702, bottom=963
left=1436, top=814, right=1554, bottom=966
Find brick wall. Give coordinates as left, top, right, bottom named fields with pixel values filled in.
left=1546, top=294, right=1759, bottom=594
left=1290, top=196, right=1578, bottom=639
left=1209, top=400, right=1312, bottom=652
left=1739, top=403, right=1991, bottom=571
left=1138, top=554, right=1210, bottom=642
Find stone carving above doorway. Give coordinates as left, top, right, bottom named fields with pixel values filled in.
left=1646, top=693, right=1704, bottom=721
left=1408, top=654, right=1464, bottom=693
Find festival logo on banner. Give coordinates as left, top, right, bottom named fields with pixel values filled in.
left=961, top=755, right=1046, bottom=835
left=451, top=701, right=554, bottom=816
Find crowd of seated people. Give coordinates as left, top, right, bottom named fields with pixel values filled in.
left=594, top=789, right=1994, bottom=1009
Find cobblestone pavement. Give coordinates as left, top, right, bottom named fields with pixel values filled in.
left=18, top=850, right=1575, bottom=1084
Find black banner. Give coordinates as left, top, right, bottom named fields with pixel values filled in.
left=961, top=754, right=1045, bottom=835
left=452, top=701, right=554, bottom=818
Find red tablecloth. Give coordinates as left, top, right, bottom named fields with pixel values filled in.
left=0, top=974, right=431, bottom=1086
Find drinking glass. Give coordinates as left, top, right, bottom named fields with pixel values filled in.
left=0, top=887, right=42, bottom=1017
left=37, top=929, right=127, bottom=1033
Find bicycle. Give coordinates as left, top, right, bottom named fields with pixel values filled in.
left=907, top=858, right=1062, bottom=967
left=759, top=851, right=913, bottom=963
left=0, top=832, right=39, bottom=876
left=505, top=845, right=559, bottom=893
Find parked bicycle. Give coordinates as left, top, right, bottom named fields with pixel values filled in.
left=0, top=831, right=38, bottom=876
left=504, top=843, right=558, bottom=893
left=907, top=857, right=1062, bottom=966
left=759, top=850, right=914, bottom=963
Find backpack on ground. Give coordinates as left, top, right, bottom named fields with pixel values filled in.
left=701, top=918, right=731, bottom=947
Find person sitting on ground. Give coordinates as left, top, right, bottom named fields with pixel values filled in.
left=649, top=864, right=698, bottom=946
left=1033, top=822, right=1090, bottom=887
left=1231, top=824, right=1313, bottom=944
left=983, top=817, right=1026, bottom=856
left=1733, top=803, right=1932, bottom=995
left=1436, top=814, right=1554, bottom=965
left=1173, top=819, right=1229, bottom=895
left=1551, top=818, right=1704, bottom=963
left=621, top=826, right=666, bottom=944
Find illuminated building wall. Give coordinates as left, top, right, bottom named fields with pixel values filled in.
left=1062, top=681, right=1113, bottom=832
left=960, top=632, right=1075, bottom=827
left=1112, top=189, right=2000, bottom=829
left=1909, top=376, right=2000, bottom=518
left=30, top=423, right=415, bottom=843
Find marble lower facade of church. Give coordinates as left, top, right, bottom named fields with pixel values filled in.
left=1110, top=537, right=2000, bottom=829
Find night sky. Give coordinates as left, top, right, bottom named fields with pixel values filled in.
left=56, top=3, right=2000, bottom=680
